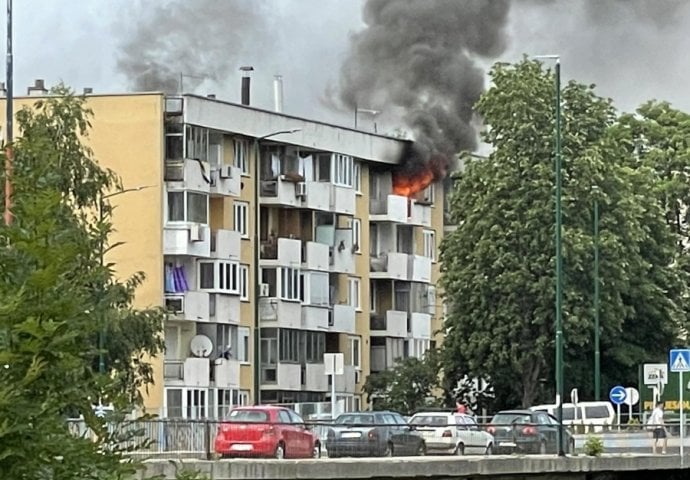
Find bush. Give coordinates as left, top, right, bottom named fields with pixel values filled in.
left=583, top=436, right=604, bottom=457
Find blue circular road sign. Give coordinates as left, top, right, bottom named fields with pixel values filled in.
left=609, top=385, right=627, bottom=405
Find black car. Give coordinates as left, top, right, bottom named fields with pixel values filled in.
left=486, top=410, right=575, bottom=455
left=326, top=411, right=426, bottom=457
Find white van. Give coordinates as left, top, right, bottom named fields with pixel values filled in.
left=530, top=402, right=615, bottom=433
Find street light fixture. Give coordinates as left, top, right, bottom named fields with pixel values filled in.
left=252, top=128, right=302, bottom=405
left=535, top=54, right=565, bottom=456
left=97, top=184, right=155, bottom=375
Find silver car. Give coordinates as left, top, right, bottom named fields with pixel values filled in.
left=409, top=412, right=494, bottom=455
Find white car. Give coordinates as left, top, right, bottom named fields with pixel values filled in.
left=408, top=412, right=494, bottom=455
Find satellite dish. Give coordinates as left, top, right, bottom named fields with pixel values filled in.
left=190, top=335, right=213, bottom=358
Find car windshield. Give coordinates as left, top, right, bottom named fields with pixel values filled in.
left=491, top=413, right=532, bottom=425
left=225, top=410, right=269, bottom=423
left=410, top=415, right=450, bottom=427
left=336, top=414, right=374, bottom=425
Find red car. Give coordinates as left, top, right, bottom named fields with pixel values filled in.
left=215, top=406, right=321, bottom=459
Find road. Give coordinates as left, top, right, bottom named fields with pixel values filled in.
left=574, top=431, right=688, bottom=455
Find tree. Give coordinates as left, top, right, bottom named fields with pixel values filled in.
left=0, top=86, right=164, bottom=478
left=440, top=60, right=683, bottom=409
left=363, top=351, right=442, bottom=414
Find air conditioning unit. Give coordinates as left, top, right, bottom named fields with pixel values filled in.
left=295, top=182, right=307, bottom=198
left=165, top=296, right=184, bottom=314
left=220, top=164, right=234, bottom=179
left=164, top=163, right=184, bottom=181
left=259, top=283, right=270, bottom=297
left=189, top=223, right=203, bottom=242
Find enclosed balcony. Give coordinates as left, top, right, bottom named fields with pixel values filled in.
left=370, top=252, right=409, bottom=280
left=209, top=165, right=241, bottom=198
left=370, top=194, right=408, bottom=224
left=164, top=159, right=211, bottom=194
left=164, top=224, right=211, bottom=257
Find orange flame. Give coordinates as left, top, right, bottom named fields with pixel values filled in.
left=392, top=169, right=435, bottom=198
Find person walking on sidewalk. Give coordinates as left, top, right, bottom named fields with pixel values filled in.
left=648, top=401, right=667, bottom=454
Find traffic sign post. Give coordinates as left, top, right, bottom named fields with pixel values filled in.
left=609, top=385, right=627, bottom=430
left=670, top=348, right=690, bottom=460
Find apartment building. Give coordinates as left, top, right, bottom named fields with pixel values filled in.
left=3, top=84, right=445, bottom=418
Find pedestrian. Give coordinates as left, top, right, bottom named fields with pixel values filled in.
left=456, top=400, right=467, bottom=414
left=647, top=401, right=667, bottom=454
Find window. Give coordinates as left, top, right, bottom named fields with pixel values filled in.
left=165, top=122, right=183, bottom=160
left=370, top=223, right=379, bottom=256
left=280, top=268, right=300, bottom=301
left=423, top=229, right=436, bottom=261
left=234, top=201, right=249, bottom=237
left=353, top=162, right=362, bottom=193
left=238, top=327, right=250, bottom=362
left=186, top=388, right=207, bottom=419
left=349, top=336, right=361, bottom=369
left=370, top=281, right=377, bottom=312
left=332, top=154, right=354, bottom=187
left=348, top=277, right=361, bottom=310
left=198, top=261, right=240, bottom=294
left=304, top=331, right=326, bottom=363
left=279, top=329, right=300, bottom=362
left=239, top=265, right=249, bottom=301
left=351, top=218, right=361, bottom=253
left=427, top=286, right=436, bottom=315
left=302, top=272, right=329, bottom=306
left=165, top=388, right=183, bottom=418
left=261, top=328, right=278, bottom=365
left=233, top=138, right=250, bottom=174
left=186, top=126, right=209, bottom=162
left=167, top=191, right=209, bottom=224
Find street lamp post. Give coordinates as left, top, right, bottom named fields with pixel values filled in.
left=536, top=54, right=564, bottom=456
left=251, top=128, right=301, bottom=405
left=97, top=185, right=154, bottom=374
left=593, top=186, right=601, bottom=401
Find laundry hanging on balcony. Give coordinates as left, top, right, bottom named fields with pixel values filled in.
left=165, top=264, right=189, bottom=293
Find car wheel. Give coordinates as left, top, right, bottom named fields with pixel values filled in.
left=384, top=442, right=394, bottom=457
left=417, top=441, right=427, bottom=456
left=312, top=443, right=321, bottom=459
left=275, top=442, right=285, bottom=459
left=455, top=443, right=465, bottom=456
left=485, top=443, right=493, bottom=455
left=539, top=441, right=547, bottom=455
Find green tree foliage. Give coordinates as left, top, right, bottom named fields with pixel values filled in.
left=363, top=350, right=442, bottom=414
left=440, top=60, right=683, bottom=409
left=0, top=86, right=164, bottom=478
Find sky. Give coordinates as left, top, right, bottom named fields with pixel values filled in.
left=9, top=0, right=690, bottom=147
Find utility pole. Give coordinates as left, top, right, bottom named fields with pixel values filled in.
left=3, top=0, right=13, bottom=226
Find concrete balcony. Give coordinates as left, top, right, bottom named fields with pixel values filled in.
left=408, top=255, right=432, bottom=283
left=370, top=194, right=408, bottom=224
left=210, top=293, right=241, bottom=324
left=260, top=237, right=302, bottom=268
left=302, top=305, right=330, bottom=331
left=259, top=177, right=300, bottom=208
left=210, top=229, right=241, bottom=260
left=209, top=166, right=241, bottom=198
left=305, top=363, right=328, bottom=392
left=302, top=241, right=330, bottom=271
left=165, top=291, right=209, bottom=322
left=330, top=185, right=356, bottom=216
left=408, top=200, right=432, bottom=227
left=329, top=304, right=356, bottom=334
left=212, top=358, right=241, bottom=388
left=164, top=224, right=211, bottom=257
left=300, top=181, right=331, bottom=212
left=330, top=229, right=355, bottom=274
left=370, top=310, right=408, bottom=338
left=164, top=357, right=211, bottom=387
left=334, top=365, right=357, bottom=394
left=409, top=312, right=431, bottom=339
left=164, top=159, right=211, bottom=193
left=370, top=252, right=409, bottom=280
left=276, top=362, right=302, bottom=390
left=259, top=298, right=302, bottom=329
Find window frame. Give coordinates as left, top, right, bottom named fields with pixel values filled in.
left=234, top=201, right=249, bottom=238
left=423, top=229, right=436, bottom=261
left=279, top=267, right=301, bottom=301
left=167, top=190, right=209, bottom=225
left=198, top=260, right=241, bottom=294
left=239, top=265, right=249, bottom=301
left=348, top=277, right=361, bottom=311
left=233, top=138, right=250, bottom=175
left=351, top=218, right=361, bottom=253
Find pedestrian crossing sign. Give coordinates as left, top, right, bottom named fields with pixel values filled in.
left=669, top=349, right=690, bottom=373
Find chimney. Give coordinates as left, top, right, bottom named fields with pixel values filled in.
left=273, top=75, right=284, bottom=113
left=239, top=66, right=254, bottom=106
left=27, top=79, right=48, bottom=96
left=83, top=87, right=93, bottom=95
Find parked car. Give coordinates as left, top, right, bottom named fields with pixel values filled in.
left=326, top=411, right=426, bottom=457
left=486, top=410, right=575, bottom=455
left=215, top=406, right=320, bottom=459
left=408, top=412, right=494, bottom=455
left=530, top=402, right=615, bottom=433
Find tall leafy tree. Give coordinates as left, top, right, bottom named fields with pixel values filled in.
left=0, top=86, right=164, bottom=478
left=440, top=60, right=682, bottom=408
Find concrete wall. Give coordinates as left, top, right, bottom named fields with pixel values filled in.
left=136, top=456, right=689, bottom=480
